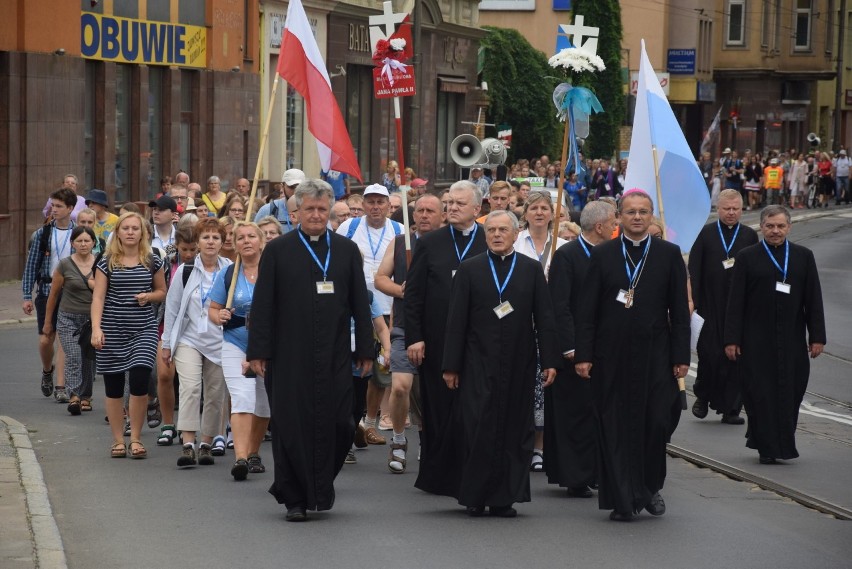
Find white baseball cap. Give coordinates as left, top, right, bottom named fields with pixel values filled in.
left=363, top=184, right=390, bottom=198
left=282, top=169, right=306, bottom=186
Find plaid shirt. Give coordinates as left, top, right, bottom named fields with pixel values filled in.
left=22, top=220, right=76, bottom=301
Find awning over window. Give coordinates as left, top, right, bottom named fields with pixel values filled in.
left=439, top=77, right=468, bottom=94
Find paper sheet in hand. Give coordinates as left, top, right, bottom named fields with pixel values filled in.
left=690, top=312, right=705, bottom=352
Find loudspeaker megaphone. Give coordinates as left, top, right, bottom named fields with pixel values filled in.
left=480, top=137, right=507, bottom=167
left=807, top=132, right=820, bottom=146
left=450, top=134, right=484, bottom=167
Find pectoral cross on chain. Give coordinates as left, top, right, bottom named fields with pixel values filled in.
left=624, top=288, right=635, bottom=309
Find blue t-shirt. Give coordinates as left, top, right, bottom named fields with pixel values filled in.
left=209, top=267, right=255, bottom=352
left=322, top=170, right=349, bottom=200
left=351, top=294, right=382, bottom=378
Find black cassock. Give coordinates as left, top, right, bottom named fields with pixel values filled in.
left=442, top=251, right=559, bottom=507
left=575, top=235, right=690, bottom=514
left=246, top=228, right=373, bottom=511
left=545, top=237, right=598, bottom=489
left=405, top=225, right=486, bottom=496
left=723, top=240, right=826, bottom=460
left=688, top=221, right=758, bottom=415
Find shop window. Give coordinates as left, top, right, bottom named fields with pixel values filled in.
left=794, top=0, right=812, bottom=51
left=114, top=65, right=131, bottom=203
left=147, top=67, right=164, bottom=198
left=286, top=85, right=304, bottom=170
left=346, top=65, right=374, bottom=182
left=436, top=90, right=462, bottom=181
left=726, top=0, right=746, bottom=46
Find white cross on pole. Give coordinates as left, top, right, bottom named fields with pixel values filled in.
left=559, top=15, right=600, bottom=55
left=369, top=1, right=406, bottom=53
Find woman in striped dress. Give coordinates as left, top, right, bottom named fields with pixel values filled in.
left=91, top=212, right=167, bottom=459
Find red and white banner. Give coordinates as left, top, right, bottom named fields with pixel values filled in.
left=278, top=0, right=362, bottom=181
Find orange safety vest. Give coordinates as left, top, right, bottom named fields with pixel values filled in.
left=763, top=166, right=783, bottom=189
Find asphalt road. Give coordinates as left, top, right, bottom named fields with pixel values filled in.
left=1, top=208, right=850, bottom=569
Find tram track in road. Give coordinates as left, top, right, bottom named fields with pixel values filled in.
left=666, top=444, right=852, bottom=520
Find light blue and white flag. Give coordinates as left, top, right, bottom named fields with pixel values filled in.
left=624, top=40, right=710, bottom=253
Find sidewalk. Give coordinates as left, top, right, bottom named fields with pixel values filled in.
left=0, top=416, right=66, bottom=569
left=0, top=280, right=36, bottom=327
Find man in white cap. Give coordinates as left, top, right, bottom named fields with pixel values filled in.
left=337, top=184, right=403, bottom=446
left=469, top=167, right=491, bottom=196
left=254, top=169, right=306, bottom=233
left=833, top=149, right=851, bottom=205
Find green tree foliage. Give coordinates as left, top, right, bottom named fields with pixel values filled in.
left=571, top=0, right=625, bottom=159
left=480, top=27, right=561, bottom=162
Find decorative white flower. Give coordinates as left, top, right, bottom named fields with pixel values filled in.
left=389, top=38, right=406, bottom=51
left=548, top=47, right=606, bottom=74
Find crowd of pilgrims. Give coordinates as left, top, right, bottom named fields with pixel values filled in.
left=24, top=162, right=825, bottom=522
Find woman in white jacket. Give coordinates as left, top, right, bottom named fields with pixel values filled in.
left=513, top=190, right=567, bottom=472
left=162, top=218, right=232, bottom=468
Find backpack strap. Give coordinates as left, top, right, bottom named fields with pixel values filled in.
left=391, top=221, right=402, bottom=236
left=345, top=216, right=361, bottom=239
left=223, top=263, right=235, bottom=296
left=181, top=263, right=194, bottom=287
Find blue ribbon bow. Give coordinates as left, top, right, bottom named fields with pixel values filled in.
left=552, top=83, right=604, bottom=179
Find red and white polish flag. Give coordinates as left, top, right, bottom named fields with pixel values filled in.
left=277, top=0, right=363, bottom=181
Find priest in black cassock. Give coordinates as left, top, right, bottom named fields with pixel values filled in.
left=546, top=201, right=617, bottom=498
left=689, top=189, right=759, bottom=424
left=405, top=180, right=487, bottom=497
left=723, top=205, right=826, bottom=464
left=247, top=180, right=374, bottom=522
left=442, top=210, right=559, bottom=517
left=575, top=189, right=690, bottom=522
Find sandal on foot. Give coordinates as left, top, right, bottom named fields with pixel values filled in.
left=211, top=436, right=226, bottom=456
left=157, top=425, right=177, bottom=446
left=530, top=450, right=544, bottom=472
left=110, top=441, right=127, bottom=458
left=67, top=397, right=82, bottom=416
left=146, top=397, right=162, bottom=428
left=129, top=439, right=148, bottom=459
left=80, top=399, right=92, bottom=412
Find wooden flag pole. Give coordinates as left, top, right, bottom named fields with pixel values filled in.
left=550, top=119, right=571, bottom=259
left=226, top=72, right=283, bottom=309
left=651, top=145, right=667, bottom=241
left=393, top=96, right=413, bottom=266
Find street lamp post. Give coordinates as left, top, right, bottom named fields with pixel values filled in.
left=834, top=0, right=847, bottom=150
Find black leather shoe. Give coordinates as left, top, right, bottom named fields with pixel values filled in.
left=466, top=506, right=485, bottom=517
left=759, top=456, right=777, bottom=465
left=644, top=492, right=666, bottom=516
left=692, top=398, right=708, bottom=419
left=489, top=505, right=517, bottom=518
left=567, top=485, right=594, bottom=498
left=721, top=413, right=745, bottom=425
left=609, top=510, right=633, bottom=522
left=285, top=507, right=307, bottom=522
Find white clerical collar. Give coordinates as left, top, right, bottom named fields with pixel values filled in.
left=489, top=248, right=514, bottom=260
left=310, top=234, right=321, bottom=242
left=460, top=223, right=476, bottom=236
left=623, top=234, right=649, bottom=247
left=579, top=233, right=595, bottom=246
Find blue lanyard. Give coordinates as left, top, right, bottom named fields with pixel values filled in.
left=578, top=235, right=592, bottom=258
left=236, top=269, right=255, bottom=310
left=622, top=237, right=651, bottom=286
left=488, top=251, right=517, bottom=303
left=717, top=221, right=741, bottom=258
left=53, top=226, right=71, bottom=258
left=762, top=239, right=789, bottom=282
left=365, top=223, right=388, bottom=261
left=450, top=225, right=478, bottom=262
left=199, top=268, right=219, bottom=307
left=297, top=227, right=331, bottom=280
left=525, top=235, right=548, bottom=262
